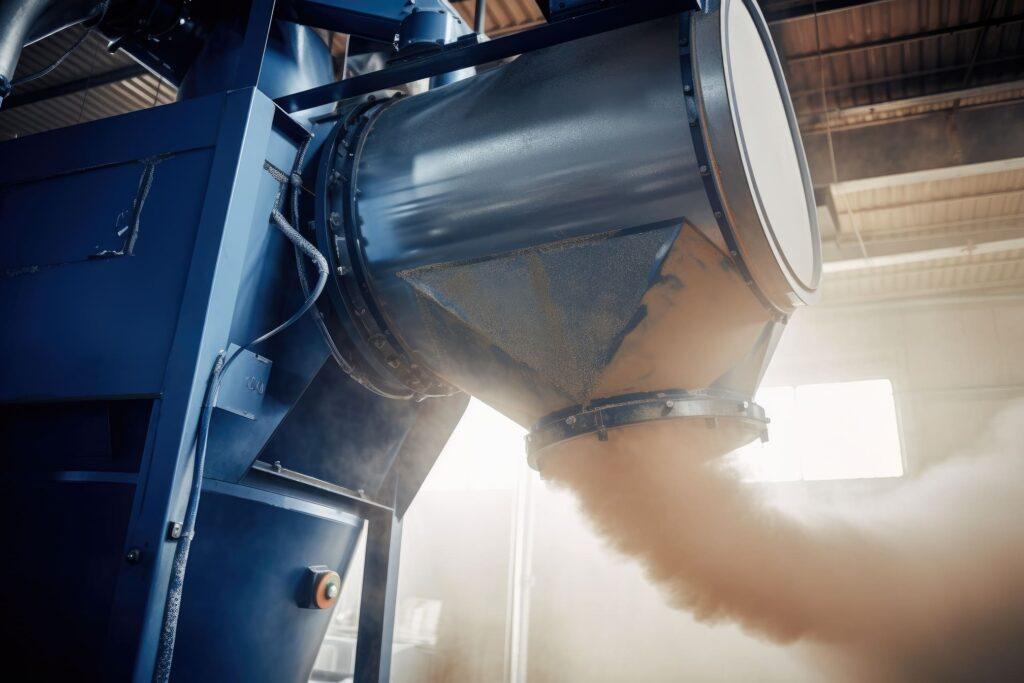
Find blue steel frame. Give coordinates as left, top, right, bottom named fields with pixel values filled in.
left=107, top=3, right=282, bottom=678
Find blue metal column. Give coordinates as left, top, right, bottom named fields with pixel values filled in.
left=354, top=506, right=403, bottom=683
left=101, top=88, right=278, bottom=682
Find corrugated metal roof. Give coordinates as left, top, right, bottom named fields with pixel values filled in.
left=453, top=0, right=545, bottom=36
left=0, top=30, right=173, bottom=141
left=774, top=0, right=1024, bottom=118
left=832, top=160, right=1024, bottom=238
left=821, top=247, right=1024, bottom=302
left=824, top=156, right=1024, bottom=302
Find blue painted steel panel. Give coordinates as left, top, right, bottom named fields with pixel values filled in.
left=0, top=148, right=215, bottom=400
left=0, top=93, right=225, bottom=184
left=170, top=484, right=362, bottom=683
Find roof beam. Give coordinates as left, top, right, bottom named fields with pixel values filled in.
left=802, top=98, right=1024, bottom=188
left=788, top=54, right=1024, bottom=99
left=1, top=65, right=148, bottom=110
left=763, top=0, right=892, bottom=25
left=784, top=13, right=1024, bottom=65
left=823, top=237, right=1024, bottom=273
left=830, top=157, right=1024, bottom=195
left=797, top=79, right=1024, bottom=131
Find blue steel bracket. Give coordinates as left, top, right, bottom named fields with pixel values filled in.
left=276, top=0, right=699, bottom=113
left=282, top=0, right=468, bottom=42
left=540, top=0, right=704, bottom=20
left=213, top=344, right=272, bottom=420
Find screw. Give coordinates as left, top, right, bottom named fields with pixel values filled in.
left=325, top=582, right=340, bottom=599
left=125, top=548, right=142, bottom=564
left=665, top=399, right=675, bottom=409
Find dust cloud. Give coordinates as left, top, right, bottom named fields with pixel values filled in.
left=540, top=407, right=1024, bottom=681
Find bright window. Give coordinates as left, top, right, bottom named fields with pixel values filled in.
left=420, top=398, right=525, bottom=492
left=731, top=379, right=904, bottom=482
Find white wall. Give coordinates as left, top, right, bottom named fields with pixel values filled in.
left=768, top=297, right=1024, bottom=473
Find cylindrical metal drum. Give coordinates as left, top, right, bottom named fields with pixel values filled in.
left=315, top=0, right=820, bottom=463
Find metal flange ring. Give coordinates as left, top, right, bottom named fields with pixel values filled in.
left=525, top=389, right=767, bottom=469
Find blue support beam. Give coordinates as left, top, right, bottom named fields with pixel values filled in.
left=276, top=0, right=697, bottom=113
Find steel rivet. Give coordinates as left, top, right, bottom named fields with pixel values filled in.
left=665, top=400, right=675, bottom=409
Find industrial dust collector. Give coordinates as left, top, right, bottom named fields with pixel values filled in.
left=312, top=0, right=820, bottom=468
left=0, top=0, right=818, bottom=680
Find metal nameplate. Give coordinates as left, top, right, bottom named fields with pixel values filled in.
left=214, top=344, right=271, bottom=420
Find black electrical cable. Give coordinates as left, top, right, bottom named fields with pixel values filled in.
left=12, top=1, right=110, bottom=88
left=152, top=351, right=223, bottom=683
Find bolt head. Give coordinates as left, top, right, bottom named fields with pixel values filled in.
left=325, top=582, right=339, bottom=599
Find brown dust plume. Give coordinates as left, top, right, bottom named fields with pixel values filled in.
left=540, top=409, right=1024, bottom=681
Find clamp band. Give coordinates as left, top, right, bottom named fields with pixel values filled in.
left=526, top=389, right=767, bottom=469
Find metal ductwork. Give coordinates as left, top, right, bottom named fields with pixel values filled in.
left=0, top=0, right=105, bottom=104
left=315, top=0, right=821, bottom=468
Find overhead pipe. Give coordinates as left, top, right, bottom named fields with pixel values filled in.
left=0, top=0, right=106, bottom=105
